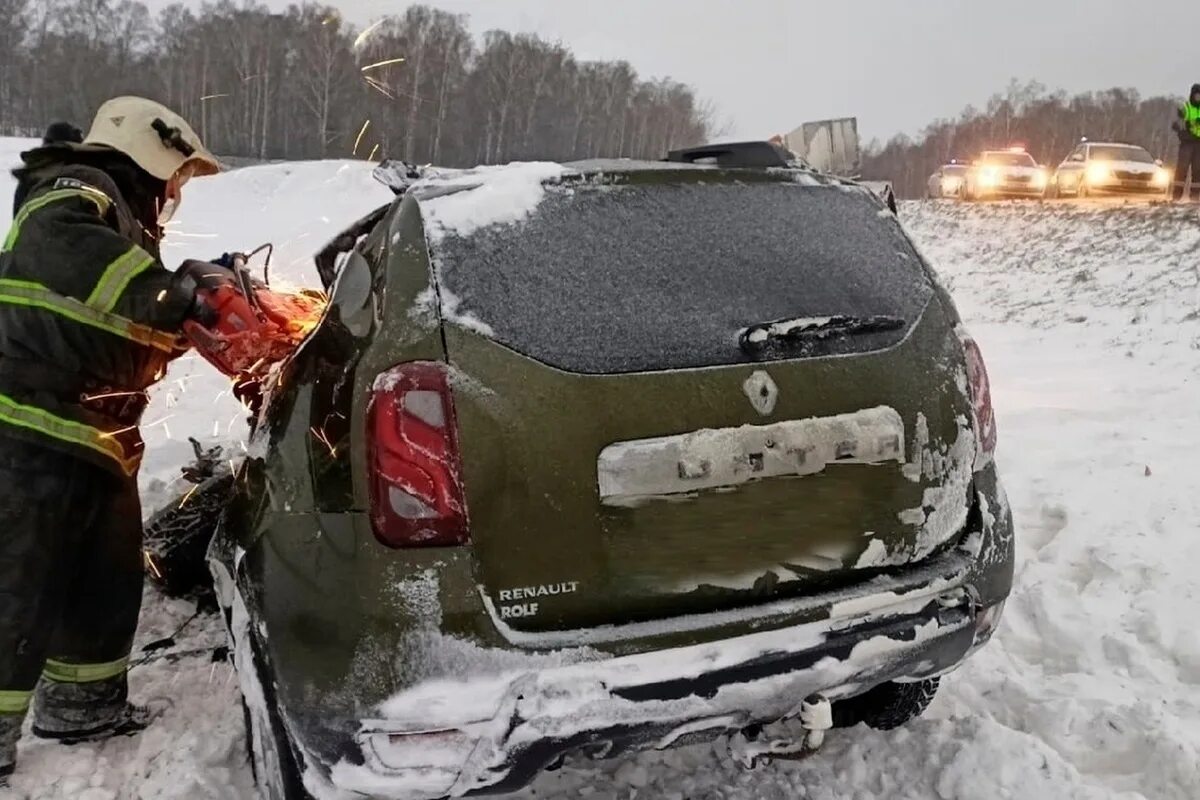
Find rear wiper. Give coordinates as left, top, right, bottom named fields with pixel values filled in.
left=740, top=315, right=906, bottom=351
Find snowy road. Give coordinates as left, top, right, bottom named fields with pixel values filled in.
left=0, top=145, right=1196, bottom=799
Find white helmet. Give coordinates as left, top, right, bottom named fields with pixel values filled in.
left=84, top=96, right=220, bottom=182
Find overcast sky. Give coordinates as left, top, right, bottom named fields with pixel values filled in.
left=153, top=0, right=1199, bottom=143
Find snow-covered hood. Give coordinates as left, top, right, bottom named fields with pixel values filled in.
left=1098, top=158, right=1159, bottom=175
left=983, top=164, right=1041, bottom=178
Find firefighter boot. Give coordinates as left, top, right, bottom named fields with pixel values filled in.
left=0, top=713, right=19, bottom=786
left=31, top=672, right=157, bottom=744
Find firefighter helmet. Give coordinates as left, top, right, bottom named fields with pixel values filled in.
left=84, top=97, right=221, bottom=182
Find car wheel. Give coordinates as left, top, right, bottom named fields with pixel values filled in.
left=1044, top=182, right=1059, bottom=200
left=243, top=634, right=313, bottom=800
left=831, top=678, right=940, bottom=731
left=1077, top=180, right=1089, bottom=199
left=143, top=471, right=234, bottom=599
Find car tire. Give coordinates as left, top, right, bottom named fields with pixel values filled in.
left=243, top=634, right=313, bottom=800
left=1044, top=182, right=1059, bottom=200
left=143, top=471, right=233, bottom=599
left=1077, top=180, right=1089, bottom=199
left=831, top=678, right=940, bottom=731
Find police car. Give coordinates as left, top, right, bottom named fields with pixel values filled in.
left=925, top=161, right=970, bottom=198
left=962, top=147, right=1048, bottom=200
left=1048, top=141, right=1171, bottom=198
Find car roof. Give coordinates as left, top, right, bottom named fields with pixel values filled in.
left=1081, top=142, right=1148, bottom=150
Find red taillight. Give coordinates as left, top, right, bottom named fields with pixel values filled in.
left=960, top=334, right=997, bottom=455
left=368, top=362, right=469, bottom=548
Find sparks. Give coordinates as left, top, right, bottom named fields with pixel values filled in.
left=353, top=18, right=384, bottom=49
left=156, top=289, right=167, bottom=302
left=360, top=57, right=406, bottom=73
left=82, top=390, right=145, bottom=402
left=143, top=550, right=164, bottom=580
left=367, top=143, right=380, bottom=161
left=178, top=483, right=201, bottom=509
left=352, top=119, right=371, bottom=155
left=363, top=76, right=396, bottom=100
left=310, top=427, right=337, bottom=458
left=200, top=93, right=229, bottom=102
left=101, top=423, right=137, bottom=439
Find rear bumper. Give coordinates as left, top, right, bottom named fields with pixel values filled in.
left=315, top=551, right=1000, bottom=799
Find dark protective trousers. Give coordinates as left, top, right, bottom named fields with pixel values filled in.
left=0, top=435, right=143, bottom=768
left=1172, top=139, right=1200, bottom=200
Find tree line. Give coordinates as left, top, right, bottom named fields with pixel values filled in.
left=0, top=0, right=713, bottom=166
left=862, top=80, right=1185, bottom=197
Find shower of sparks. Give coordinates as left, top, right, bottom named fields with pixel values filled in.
left=353, top=19, right=384, bottom=49
left=200, top=93, right=229, bottom=102
left=352, top=119, right=371, bottom=155
left=310, top=427, right=337, bottom=458
left=360, top=57, right=406, bottom=73
left=178, top=483, right=201, bottom=509
left=367, top=144, right=380, bottom=161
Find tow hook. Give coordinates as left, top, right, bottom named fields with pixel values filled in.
left=728, top=694, right=833, bottom=769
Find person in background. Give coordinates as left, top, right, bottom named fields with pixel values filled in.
left=10, top=122, right=84, bottom=215
left=1171, top=83, right=1200, bottom=201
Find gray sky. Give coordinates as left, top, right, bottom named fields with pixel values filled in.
left=155, top=0, right=1200, bottom=142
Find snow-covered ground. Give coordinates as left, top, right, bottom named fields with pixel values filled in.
left=1, top=140, right=1197, bottom=799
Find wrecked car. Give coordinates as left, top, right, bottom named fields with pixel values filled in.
left=208, top=143, right=1015, bottom=799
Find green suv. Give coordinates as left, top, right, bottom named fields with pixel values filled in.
left=210, top=142, right=1014, bottom=799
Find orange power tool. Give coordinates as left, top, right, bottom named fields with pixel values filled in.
left=181, top=244, right=326, bottom=379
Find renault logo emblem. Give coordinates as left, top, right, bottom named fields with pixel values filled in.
left=743, top=370, right=778, bottom=416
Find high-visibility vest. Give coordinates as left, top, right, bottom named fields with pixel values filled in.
left=1183, top=102, right=1200, bottom=138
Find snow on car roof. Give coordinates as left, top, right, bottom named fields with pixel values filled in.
left=1084, top=142, right=1148, bottom=150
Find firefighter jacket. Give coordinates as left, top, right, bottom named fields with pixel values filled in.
left=0, top=157, right=193, bottom=476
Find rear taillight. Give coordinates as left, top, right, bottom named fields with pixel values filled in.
left=960, top=334, right=997, bottom=455
left=368, top=362, right=469, bottom=548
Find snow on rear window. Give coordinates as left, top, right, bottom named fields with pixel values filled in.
left=428, top=181, right=933, bottom=374
left=418, top=162, right=566, bottom=240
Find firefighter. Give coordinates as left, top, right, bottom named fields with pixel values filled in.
left=1171, top=83, right=1200, bottom=201
left=0, top=97, right=230, bottom=784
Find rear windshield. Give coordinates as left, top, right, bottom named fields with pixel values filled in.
left=427, top=181, right=933, bottom=374
left=1089, top=145, right=1154, bottom=163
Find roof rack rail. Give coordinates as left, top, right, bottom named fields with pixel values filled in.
left=665, top=141, right=793, bottom=168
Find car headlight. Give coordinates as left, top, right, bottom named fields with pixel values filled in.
left=941, top=176, right=961, bottom=192
left=1086, top=163, right=1113, bottom=185
left=978, top=169, right=999, bottom=188
left=1152, top=168, right=1170, bottom=187
left=1031, top=171, right=1047, bottom=189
